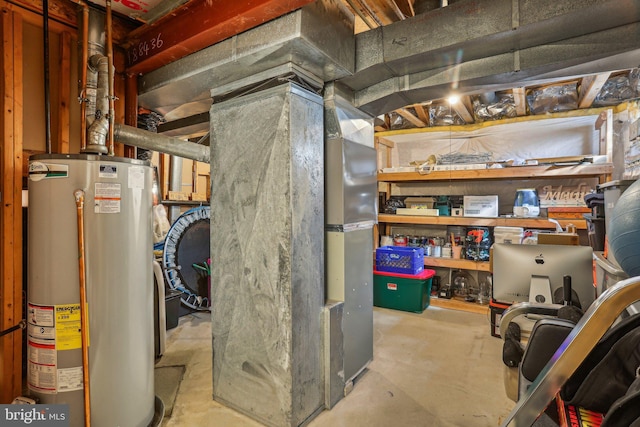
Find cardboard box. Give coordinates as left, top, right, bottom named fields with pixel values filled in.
left=168, top=191, right=190, bottom=201
left=547, top=207, right=591, bottom=219
left=494, top=226, right=524, bottom=244
left=537, top=233, right=580, bottom=245
left=404, top=197, right=436, bottom=209
left=395, top=208, right=439, bottom=216
left=463, top=195, right=499, bottom=217
left=190, top=192, right=208, bottom=202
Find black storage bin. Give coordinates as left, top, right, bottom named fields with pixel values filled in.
left=165, top=290, right=182, bottom=330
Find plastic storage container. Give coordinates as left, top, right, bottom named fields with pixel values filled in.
left=465, top=226, right=492, bottom=261
left=376, top=246, right=424, bottom=275
left=373, top=269, right=436, bottom=313
left=165, top=290, right=182, bottom=330
left=584, top=214, right=605, bottom=251
left=494, top=226, right=524, bottom=244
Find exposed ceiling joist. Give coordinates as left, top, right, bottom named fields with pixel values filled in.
left=396, top=107, right=427, bottom=127
left=125, top=0, right=315, bottom=75
left=578, top=72, right=612, bottom=109
left=352, top=0, right=384, bottom=26
left=343, top=0, right=379, bottom=31
left=132, top=0, right=640, bottom=134
left=512, top=87, right=527, bottom=116
left=396, top=0, right=415, bottom=18
left=412, top=103, right=430, bottom=125
left=449, top=97, right=473, bottom=123
left=384, top=0, right=406, bottom=20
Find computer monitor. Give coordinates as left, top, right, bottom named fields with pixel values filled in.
left=492, top=243, right=595, bottom=309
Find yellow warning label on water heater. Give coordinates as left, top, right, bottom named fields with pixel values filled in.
left=55, top=304, right=86, bottom=350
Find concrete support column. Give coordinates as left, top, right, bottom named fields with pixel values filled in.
left=209, top=82, right=325, bottom=427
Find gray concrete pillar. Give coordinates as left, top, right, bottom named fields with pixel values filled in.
left=209, top=82, right=325, bottom=427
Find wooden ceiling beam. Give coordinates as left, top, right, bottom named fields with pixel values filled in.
left=449, top=96, right=474, bottom=123
left=412, top=103, right=430, bottom=125
left=384, top=0, right=407, bottom=20
left=396, top=0, right=415, bottom=17
left=396, top=107, right=427, bottom=127
left=350, top=0, right=384, bottom=26
left=579, top=72, right=611, bottom=109
left=125, top=0, right=315, bottom=75
left=512, top=87, right=527, bottom=116
left=342, top=0, right=380, bottom=30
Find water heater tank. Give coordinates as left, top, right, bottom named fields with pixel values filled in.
left=27, top=154, right=155, bottom=427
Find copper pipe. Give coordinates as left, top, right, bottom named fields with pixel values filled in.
left=74, top=189, right=91, bottom=427
left=106, top=0, right=115, bottom=156
left=80, top=2, right=89, bottom=151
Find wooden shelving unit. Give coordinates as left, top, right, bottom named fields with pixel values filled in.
left=378, top=163, right=613, bottom=182
left=429, top=296, right=490, bottom=315
left=378, top=213, right=588, bottom=230
left=422, top=256, right=490, bottom=272
left=376, top=162, right=613, bottom=314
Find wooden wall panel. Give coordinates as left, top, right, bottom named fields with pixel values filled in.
left=0, top=6, right=24, bottom=404
left=56, top=30, right=70, bottom=153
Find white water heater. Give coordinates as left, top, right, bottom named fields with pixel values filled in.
left=27, top=154, right=155, bottom=427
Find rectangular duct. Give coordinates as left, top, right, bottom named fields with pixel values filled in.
left=210, top=82, right=325, bottom=427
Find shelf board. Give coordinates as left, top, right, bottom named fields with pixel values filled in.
left=429, top=296, right=490, bottom=315
left=378, top=163, right=612, bottom=182
left=424, top=257, right=491, bottom=272
left=378, top=214, right=587, bottom=230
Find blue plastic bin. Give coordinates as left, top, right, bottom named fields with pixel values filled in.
left=375, top=246, right=424, bottom=275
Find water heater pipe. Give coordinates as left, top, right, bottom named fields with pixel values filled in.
left=73, top=189, right=92, bottom=427
left=105, top=0, right=115, bottom=156
left=85, top=55, right=109, bottom=154
left=114, top=124, right=210, bottom=163
left=79, top=1, right=89, bottom=151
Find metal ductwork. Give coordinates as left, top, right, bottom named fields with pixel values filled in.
left=78, top=3, right=116, bottom=154
left=342, top=0, right=640, bottom=115
left=137, top=0, right=640, bottom=127
left=113, top=124, right=210, bottom=163
left=85, top=54, right=110, bottom=154
left=79, top=5, right=105, bottom=127
left=138, top=0, right=355, bottom=133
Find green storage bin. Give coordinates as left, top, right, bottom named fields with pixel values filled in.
left=374, top=269, right=436, bottom=313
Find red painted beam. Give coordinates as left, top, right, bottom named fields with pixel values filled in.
left=125, top=0, right=315, bottom=75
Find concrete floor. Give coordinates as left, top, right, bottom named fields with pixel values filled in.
left=157, top=305, right=515, bottom=427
